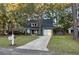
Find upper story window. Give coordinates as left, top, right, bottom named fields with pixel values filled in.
left=31, top=23, right=38, bottom=27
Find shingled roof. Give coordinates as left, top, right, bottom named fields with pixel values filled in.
left=26, top=19, right=53, bottom=29
left=42, top=19, right=53, bottom=29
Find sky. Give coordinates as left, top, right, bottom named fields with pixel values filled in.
left=0, top=0, right=79, bottom=3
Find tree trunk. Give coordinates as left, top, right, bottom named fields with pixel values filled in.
left=72, top=3, right=78, bottom=40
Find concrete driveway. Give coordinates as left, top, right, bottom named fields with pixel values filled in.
left=0, top=47, right=51, bottom=55
left=17, top=35, right=51, bottom=51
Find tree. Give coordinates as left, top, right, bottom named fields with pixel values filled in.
left=48, top=4, right=72, bottom=33
left=72, top=4, right=78, bottom=40
left=0, top=3, right=72, bottom=35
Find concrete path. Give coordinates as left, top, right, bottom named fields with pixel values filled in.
left=17, top=36, right=51, bottom=51
left=0, top=47, right=52, bottom=55
left=0, top=47, right=74, bottom=55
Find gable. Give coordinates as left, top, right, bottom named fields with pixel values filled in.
left=26, top=20, right=39, bottom=28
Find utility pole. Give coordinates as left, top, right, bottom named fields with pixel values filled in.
left=72, top=3, right=78, bottom=40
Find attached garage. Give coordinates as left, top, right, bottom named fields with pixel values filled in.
left=42, top=19, right=53, bottom=36
left=43, top=29, right=52, bottom=36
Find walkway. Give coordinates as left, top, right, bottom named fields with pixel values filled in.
left=0, top=47, right=51, bottom=55
left=0, top=47, right=73, bottom=55
left=17, top=36, right=51, bottom=51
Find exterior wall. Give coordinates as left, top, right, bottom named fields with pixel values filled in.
left=25, top=28, right=42, bottom=35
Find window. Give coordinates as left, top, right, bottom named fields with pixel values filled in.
left=76, top=4, right=79, bottom=8
left=77, top=4, right=79, bottom=19
left=31, top=23, right=38, bottom=27
left=77, top=11, right=79, bottom=19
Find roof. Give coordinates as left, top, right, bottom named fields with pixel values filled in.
left=28, top=20, right=38, bottom=22
left=42, top=19, right=53, bottom=29
left=68, top=26, right=79, bottom=30
left=26, top=19, right=53, bottom=29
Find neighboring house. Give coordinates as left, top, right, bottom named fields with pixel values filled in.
left=25, top=19, right=53, bottom=36
left=68, top=27, right=73, bottom=34
left=68, top=26, right=79, bottom=34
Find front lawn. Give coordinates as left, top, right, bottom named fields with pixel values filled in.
left=48, top=35, right=79, bottom=54
left=0, top=35, right=38, bottom=48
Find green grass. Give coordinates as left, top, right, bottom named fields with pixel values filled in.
left=0, top=35, right=38, bottom=48
left=48, top=35, right=79, bottom=54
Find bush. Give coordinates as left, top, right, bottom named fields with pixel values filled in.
left=53, top=27, right=64, bottom=35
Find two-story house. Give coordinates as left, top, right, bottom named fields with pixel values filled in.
left=25, top=18, right=53, bottom=36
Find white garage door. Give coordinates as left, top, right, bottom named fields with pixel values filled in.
left=43, top=29, right=52, bottom=36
